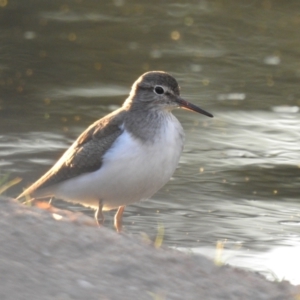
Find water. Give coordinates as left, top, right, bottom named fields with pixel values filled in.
left=1, top=0, right=300, bottom=285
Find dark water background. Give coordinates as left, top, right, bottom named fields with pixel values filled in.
left=0, top=0, right=300, bottom=284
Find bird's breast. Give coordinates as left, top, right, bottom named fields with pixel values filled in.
left=98, top=117, right=184, bottom=205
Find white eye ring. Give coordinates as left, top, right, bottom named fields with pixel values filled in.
left=154, top=85, right=165, bottom=95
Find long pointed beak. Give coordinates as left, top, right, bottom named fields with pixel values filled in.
left=176, top=97, right=213, bottom=118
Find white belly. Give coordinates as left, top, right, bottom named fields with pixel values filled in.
left=54, top=117, right=184, bottom=210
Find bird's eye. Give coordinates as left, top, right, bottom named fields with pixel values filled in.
left=154, top=86, right=165, bottom=95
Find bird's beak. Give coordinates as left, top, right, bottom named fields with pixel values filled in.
left=176, top=97, right=213, bottom=118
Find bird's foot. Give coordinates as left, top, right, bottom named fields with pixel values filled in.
left=95, top=200, right=104, bottom=226
left=114, top=206, right=125, bottom=233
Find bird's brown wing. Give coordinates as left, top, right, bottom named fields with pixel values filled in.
left=17, top=109, right=125, bottom=199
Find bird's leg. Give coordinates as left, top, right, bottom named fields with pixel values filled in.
left=95, top=200, right=104, bottom=226
left=114, top=206, right=125, bottom=233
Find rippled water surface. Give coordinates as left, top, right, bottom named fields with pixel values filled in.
left=1, top=0, right=300, bottom=285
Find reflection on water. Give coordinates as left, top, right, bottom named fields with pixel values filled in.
left=177, top=237, right=300, bottom=285
left=1, top=0, right=300, bottom=285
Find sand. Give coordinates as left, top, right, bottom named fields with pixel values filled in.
left=0, top=196, right=298, bottom=300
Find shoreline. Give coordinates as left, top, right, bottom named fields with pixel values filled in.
left=0, top=196, right=298, bottom=300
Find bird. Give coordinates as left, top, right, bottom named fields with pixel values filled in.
left=17, top=71, right=213, bottom=232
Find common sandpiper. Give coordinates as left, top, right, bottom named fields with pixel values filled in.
left=17, top=71, right=213, bottom=232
